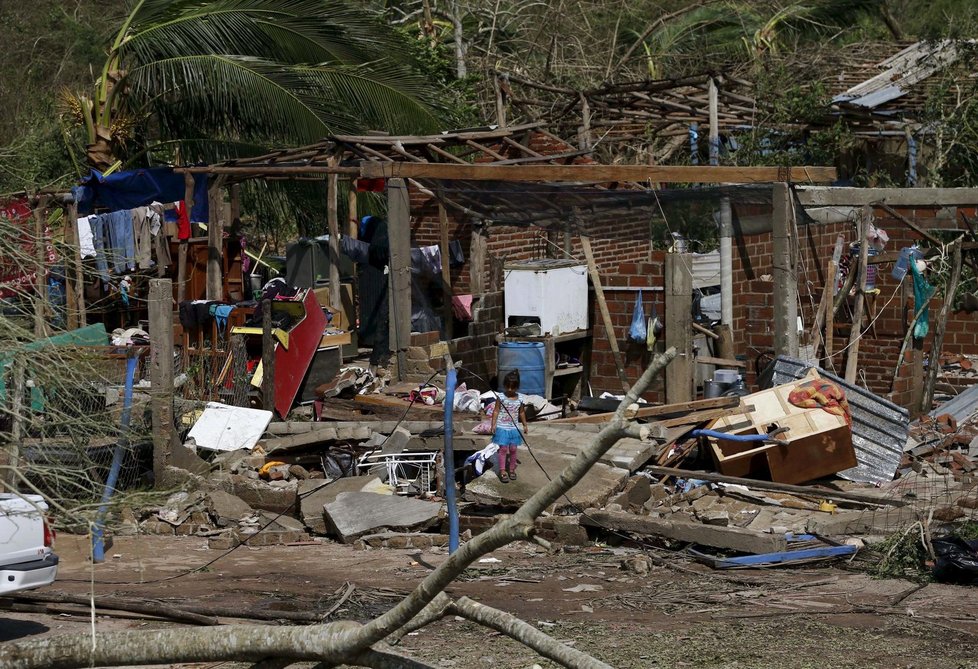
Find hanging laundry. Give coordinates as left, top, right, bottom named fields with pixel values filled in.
left=174, top=201, right=191, bottom=240
left=211, top=304, right=236, bottom=334
left=131, top=207, right=154, bottom=270
left=77, top=215, right=97, bottom=258
left=148, top=202, right=172, bottom=268
left=105, top=209, right=136, bottom=273
left=89, top=215, right=111, bottom=282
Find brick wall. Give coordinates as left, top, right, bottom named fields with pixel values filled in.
left=732, top=203, right=978, bottom=413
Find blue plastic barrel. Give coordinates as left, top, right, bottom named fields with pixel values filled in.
left=498, top=341, right=546, bottom=396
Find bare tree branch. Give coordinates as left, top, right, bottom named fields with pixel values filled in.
left=0, top=349, right=676, bottom=669
left=450, top=596, right=613, bottom=669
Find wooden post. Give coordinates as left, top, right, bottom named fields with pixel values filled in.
left=438, top=203, right=454, bottom=340
left=32, top=203, right=49, bottom=338
left=262, top=299, right=275, bottom=413
left=149, top=279, right=174, bottom=485
left=347, top=186, right=358, bottom=237
left=387, top=178, right=412, bottom=380
left=206, top=176, right=226, bottom=301
left=469, top=223, right=487, bottom=295
left=844, top=208, right=871, bottom=384
left=63, top=201, right=79, bottom=329
left=812, top=234, right=844, bottom=368
left=772, top=183, right=798, bottom=358
left=71, top=201, right=87, bottom=328
left=2, top=354, right=25, bottom=491
left=921, top=238, right=962, bottom=413
left=708, top=77, right=720, bottom=166
left=665, top=253, right=694, bottom=403
left=231, top=333, right=247, bottom=407
left=581, top=236, right=630, bottom=393
left=326, top=168, right=341, bottom=309
left=177, top=174, right=194, bottom=304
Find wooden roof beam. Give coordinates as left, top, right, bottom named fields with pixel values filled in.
left=361, top=162, right=837, bottom=184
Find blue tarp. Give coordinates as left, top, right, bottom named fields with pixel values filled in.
left=74, top=167, right=208, bottom=221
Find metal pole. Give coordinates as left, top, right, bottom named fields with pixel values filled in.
left=443, top=365, right=459, bottom=553
left=93, top=349, right=140, bottom=563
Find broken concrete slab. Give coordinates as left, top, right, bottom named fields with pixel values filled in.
left=298, top=476, right=388, bottom=534
left=462, top=434, right=629, bottom=513
left=323, top=491, right=442, bottom=543
left=206, top=490, right=254, bottom=527
left=221, top=475, right=298, bottom=514
left=582, top=509, right=788, bottom=554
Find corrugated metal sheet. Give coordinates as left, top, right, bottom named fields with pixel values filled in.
left=762, top=356, right=909, bottom=485
left=831, top=40, right=965, bottom=109
left=690, top=251, right=720, bottom=289
left=929, top=383, right=978, bottom=424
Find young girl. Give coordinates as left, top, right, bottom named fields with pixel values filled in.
left=490, top=370, right=528, bottom=483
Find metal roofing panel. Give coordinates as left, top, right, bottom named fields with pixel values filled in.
left=762, top=356, right=908, bottom=485
left=928, top=383, right=978, bottom=424
left=831, top=40, right=964, bottom=109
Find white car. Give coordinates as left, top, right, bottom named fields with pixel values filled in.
left=0, top=493, right=58, bottom=595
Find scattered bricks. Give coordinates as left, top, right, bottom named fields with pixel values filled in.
left=208, top=529, right=309, bottom=550
left=936, top=414, right=959, bottom=434
left=140, top=520, right=175, bottom=535
left=609, top=476, right=652, bottom=511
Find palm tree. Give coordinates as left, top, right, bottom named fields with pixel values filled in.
left=62, top=0, right=444, bottom=171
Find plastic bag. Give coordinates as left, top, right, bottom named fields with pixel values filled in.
left=933, top=536, right=978, bottom=585
left=629, top=290, right=647, bottom=342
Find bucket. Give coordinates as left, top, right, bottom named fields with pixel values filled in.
left=497, top=341, right=546, bottom=397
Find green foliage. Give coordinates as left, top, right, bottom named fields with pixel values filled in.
left=719, top=62, right=856, bottom=169
left=870, top=526, right=931, bottom=582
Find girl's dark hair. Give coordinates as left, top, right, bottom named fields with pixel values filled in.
left=503, top=370, right=520, bottom=393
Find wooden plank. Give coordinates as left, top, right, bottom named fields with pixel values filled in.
left=326, top=168, right=341, bottom=309
left=694, top=355, right=745, bottom=368
left=438, top=203, right=453, bottom=340
left=921, top=238, right=962, bottom=413
left=470, top=225, right=487, bottom=295
left=652, top=404, right=752, bottom=430
left=359, top=162, right=837, bottom=184
left=581, top=236, right=630, bottom=393
left=797, top=186, right=978, bottom=207
left=177, top=174, right=194, bottom=304
left=32, top=204, right=49, bottom=338
left=772, top=183, right=798, bottom=357
left=813, top=234, right=844, bottom=370
left=205, top=176, right=226, bottom=301
left=692, top=322, right=719, bottom=339
left=149, top=279, right=175, bottom=484
left=665, top=254, right=693, bottom=403
left=261, top=299, right=275, bottom=413
left=845, top=207, right=870, bottom=384
left=643, top=465, right=908, bottom=507
left=551, top=395, right=741, bottom=424
left=354, top=393, right=446, bottom=415
left=581, top=510, right=788, bottom=554
left=387, top=178, right=412, bottom=380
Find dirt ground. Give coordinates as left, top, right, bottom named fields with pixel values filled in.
left=3, top=533, right=978, bottom=668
